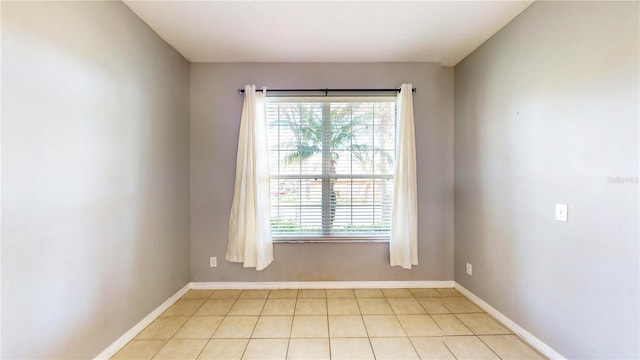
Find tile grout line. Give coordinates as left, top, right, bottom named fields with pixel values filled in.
left=353, top=289, right=376, bottom=359
left=396, top=290, right=424, bottom=359
left=284, top=290, right=300, bottom=359
left=412, top=291, right=473, bottom=360
left=414, top=294, right=442, bottom=358
left=246, top=290, right=266, bottom=338
left=244, top=289, right=267, bottom=358
left=147, top=339, right=169, bottom=360
left=153, top=291, right=211, bottom=360
left=475, top=333, right=549, bottom=360
left=475, top=334, right=507, bottom=360
left=324, top=288, right=330, bottom=355
left=151, top=294, right=205, bottom=359
left=188, top=291, right=214, bottom=360
left=441, top=341, right=459, bottom=360
left=198, top=291, right=224, bottom=360
left=509, top=333, right=551, bottom=360
left=212, top=290, right=248, bottom=359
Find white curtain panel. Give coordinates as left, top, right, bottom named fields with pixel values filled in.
left=226, top=85, right=273, bottom=271
left=390, top=83, right=418, bottom=269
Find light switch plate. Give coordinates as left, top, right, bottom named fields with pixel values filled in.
left=555, top=204, right=568, bottom=222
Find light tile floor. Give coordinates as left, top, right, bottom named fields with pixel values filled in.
left=111, top=288, right=547, bottom=360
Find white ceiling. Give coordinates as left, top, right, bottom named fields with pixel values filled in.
left=123, top=0, right=533, bottom=66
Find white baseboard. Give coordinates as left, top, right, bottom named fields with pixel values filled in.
left=189, top=280, right=455, bottom=290
left=454, top=283, right=566, bottom=360
left=93, top=283, right=190, bottom=360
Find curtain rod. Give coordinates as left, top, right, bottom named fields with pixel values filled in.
left=237, top=88, right=416, bottom=95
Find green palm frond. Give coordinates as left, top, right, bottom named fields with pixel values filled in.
left=274, top=102, right=394, bottom=171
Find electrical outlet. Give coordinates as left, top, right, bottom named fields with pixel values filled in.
left=209, top=256, right=217, bottom=268
left=466, top=262, right=473, bottom=276
left=555, top=204, right=568, bottom=222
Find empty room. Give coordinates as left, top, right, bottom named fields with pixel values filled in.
left=1, top=1, right=638, bottom=359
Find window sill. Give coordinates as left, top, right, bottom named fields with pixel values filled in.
left=273, top=238, right=389, bottom=244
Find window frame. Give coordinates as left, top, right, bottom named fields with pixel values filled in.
left=266, top=96, right=397, bottom=242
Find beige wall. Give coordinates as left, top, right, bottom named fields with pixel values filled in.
left=1, top=2, right=190, bottom=358
left=190, top=62, right=454, bottom=281
left=454, top=1, right=639, bottom=358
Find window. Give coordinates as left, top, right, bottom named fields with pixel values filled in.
left=267, top=97, right=396, bottom=240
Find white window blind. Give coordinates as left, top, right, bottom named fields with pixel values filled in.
left=267, top=97, right=396, bottom=240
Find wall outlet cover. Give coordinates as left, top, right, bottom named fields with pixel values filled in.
left=209, top=257, right=217, bottom=267
left=466, top=262, right=473, bottom=276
